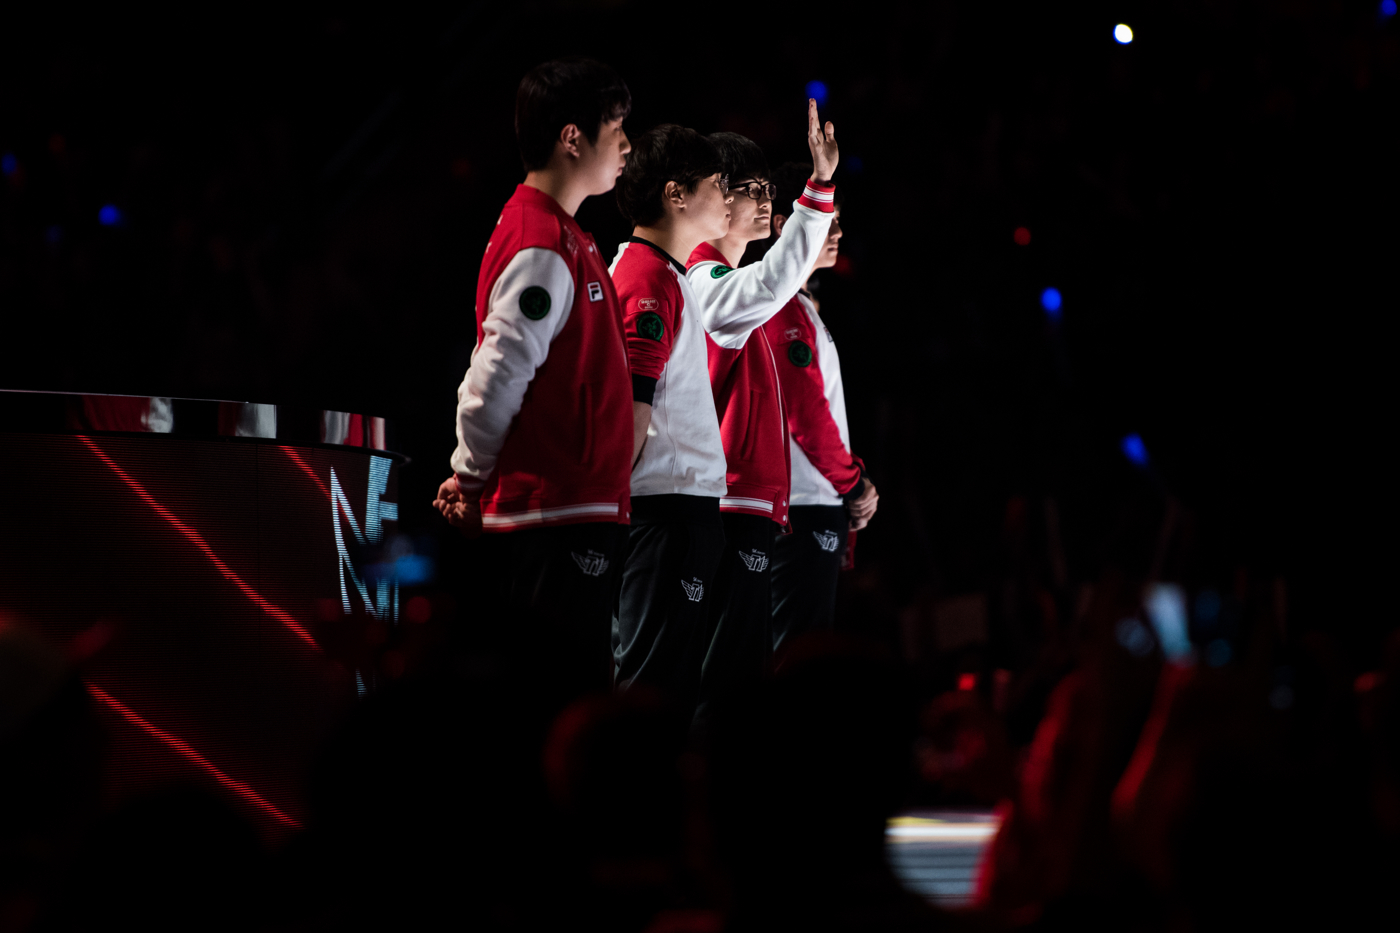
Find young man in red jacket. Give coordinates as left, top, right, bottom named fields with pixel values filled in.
left=761, top=162, right=879, bottom=652
left=608, top=125, right=733, bottom=708
left=686, top=101, right=839, bottom=713
left=434, top=59, right=633, bottom=705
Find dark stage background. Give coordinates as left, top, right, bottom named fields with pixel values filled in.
left=2, top=1, right=1395, bottom=668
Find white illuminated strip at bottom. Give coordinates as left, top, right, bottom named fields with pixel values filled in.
left=885, top=819, right=1000, bottom=842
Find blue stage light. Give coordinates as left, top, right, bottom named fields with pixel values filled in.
left=1040, top=287, right=1062, bottom=315
left=1, top=153, right=16, bottom=176
left=805, top=80, right=829, bottom=106
left=1114, top=23, right=1134, bottom=43
left=1121, top=433, right=1149, bottom=466
left=98, top=204, right=122, bottom=226
left=1382, top=0, right=1397, bottom=17
left=846, top=155, right=864, bottom=174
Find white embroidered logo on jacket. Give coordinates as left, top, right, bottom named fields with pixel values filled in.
left=739, top=550, right=769, bottom=573
left=812, top=530, right=840, bottom=553
left=571, top=550, right=610, bottom=577
left=681, top=579, right=704, bottom=602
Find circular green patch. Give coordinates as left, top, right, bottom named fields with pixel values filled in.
left=519, top=285, right=551, bottom=320
left=788, top=340, right=813, bottom=367
left=637, top=311, right=665, bottom=341
left=710, top=265, right=732, bottom=279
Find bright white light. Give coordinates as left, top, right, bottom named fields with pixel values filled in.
left=886, top=821, right=999, bottom=842
left=1114, top=23, right=1134, bottom=44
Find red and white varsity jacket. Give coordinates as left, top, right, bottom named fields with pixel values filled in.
left=610, top=237, right=728, bottom=499
left=762, top=290, right=864, bottom=506
left=686, top=179, right=837, bottom=524
left=451, top=184, right=632, bottom=532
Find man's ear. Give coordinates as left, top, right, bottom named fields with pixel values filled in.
left=773, top=213, right=789, bottom=236
left=558, top=124, right=584, bottom=159
left=665, top=180, right=684, bottom=211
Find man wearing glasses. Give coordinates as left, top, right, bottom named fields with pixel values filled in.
left=608, top=125, right=734, bottom=709
left=687, top=99, right=840, bottom=716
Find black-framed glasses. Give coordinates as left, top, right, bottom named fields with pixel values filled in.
left=729, top=180, right=777, bottom=201
left=718, top=174, right=730, bottom=195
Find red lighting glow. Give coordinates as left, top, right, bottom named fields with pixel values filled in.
left=278, top=445, right=331, bottom=501
left=1013, top=227, right=1032, bottom=246
left=958, top=672, right=978, bottom=691
left=87, top=683, right=300, bottom=828
left=78, top=436, right=317, bottom=648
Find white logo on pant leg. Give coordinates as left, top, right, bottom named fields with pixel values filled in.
left=739, top=549, right=769, bottom=572
left=812, top=530, right=840, bottom=553
left=571, top=550, right=610, bottom=577
left=681, top=578, right=704, bottom=602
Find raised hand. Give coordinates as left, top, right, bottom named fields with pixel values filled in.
left=807, top=98, right=838, bottom=183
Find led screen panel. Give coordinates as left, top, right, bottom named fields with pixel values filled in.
left=0, top=432, right=401, bottom=830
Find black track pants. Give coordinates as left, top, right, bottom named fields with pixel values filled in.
left=698, top=512, right=778, bottom=718
left=613, top=495, right=725, bottom=709
left=770, top=505, right=849, bottom=653
left=493, top=521, right=622, bottom=711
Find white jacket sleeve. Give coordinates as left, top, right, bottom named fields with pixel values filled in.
left=690, top=201, right=834, bottom=350
left=451, top=247, right=574, bottom=494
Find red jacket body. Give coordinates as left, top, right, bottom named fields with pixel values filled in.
left=691, top=244, right=791, bottom=526
left=452, top=184, right=632, bottom=531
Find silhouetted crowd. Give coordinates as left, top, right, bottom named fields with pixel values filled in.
left=3, top=528, right=1398, bottom=931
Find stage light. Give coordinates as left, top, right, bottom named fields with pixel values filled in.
left=846, top=155, right=864, bottom=174
left=98, top=204, right=122, bottom=226
left=1382, top=0, right=1397, bottom=17
left=1014, top=226, right=1031, bottom=246
left=1114, top=23, right=1134, bottom=43
left=1, top=153, right=16, bottom=176
left=806, top=80, right=829, bottom=106
left=1121, top=433, right=1148, bottom=466
left=1040, top=287, right=1062, bottom=314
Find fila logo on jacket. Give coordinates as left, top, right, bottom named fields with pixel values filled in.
left=739, top=549, right=769, bottom=573
left=572, top=550, right=610, bottom=577
left=812, top=530, right=840, bottom=553
left=681, top=578, right=705, bottom=602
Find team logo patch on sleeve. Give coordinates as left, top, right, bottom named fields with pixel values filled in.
left=587, top=281, right=604, bottom=302
left=787, top=340, right=813, bottom=367
left=637, top=312, right=665, bottom=341
left=519, top=286, right=551, bottom=320
left=710, top=265, right=732, bottom=279
left=638, top=297, right=659, bottom=311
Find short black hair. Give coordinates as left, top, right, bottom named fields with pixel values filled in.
left=515, top=59, right=632, bottom=172
left=707, top=132, right=770, bottom=185
left=769, top=161, right=842, bottom=218
left=615, top=125, right=722, bottom=227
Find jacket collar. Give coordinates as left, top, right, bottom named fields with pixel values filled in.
left=511, top=184, right=581, bottom=231
left=686, top=241, right=729, bottom=270
left=627, top=236, right=687, bottom=276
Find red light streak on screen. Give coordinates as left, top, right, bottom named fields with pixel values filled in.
left=87, top=683, right=301, bottom=828
left=278, top=445, right=330, bottom=501
left=77, top=436, right=317, bottom=648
